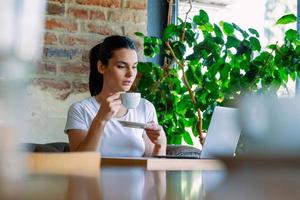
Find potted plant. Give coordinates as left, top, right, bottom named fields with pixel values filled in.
left=135, top=9, right=299, bottom=146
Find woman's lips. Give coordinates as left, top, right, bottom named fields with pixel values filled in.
left=122, top=81, right=132, bottom=86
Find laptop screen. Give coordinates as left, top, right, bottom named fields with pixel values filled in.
left=200, top=106, right=242, bottom=159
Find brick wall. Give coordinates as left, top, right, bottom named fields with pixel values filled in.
left=35, top=0, right=147, bottom=100
left=26, top=0, right=147, bottom=143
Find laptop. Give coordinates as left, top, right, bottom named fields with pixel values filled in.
left=200, top=106, right=241, bottom=159
left=156, top=106, right=242, bottom=159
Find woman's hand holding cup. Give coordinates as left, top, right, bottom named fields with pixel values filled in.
left=97, top=93, right=123, bottom=122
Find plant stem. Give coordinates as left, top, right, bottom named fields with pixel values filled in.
left=180, top=0, right=192, bottom=41
left=174, top=0, right=204, bottom=145
left=167, top=0, right=173, bottom=25
left=165, top=41, right=204, bottom=145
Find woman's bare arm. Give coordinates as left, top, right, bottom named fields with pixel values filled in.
left=68, top=115, right=106, bottom=151
left=68, top=93, right=122, bottom=152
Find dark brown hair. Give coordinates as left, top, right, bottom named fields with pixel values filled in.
left=88, top=35, right=137, bottom=96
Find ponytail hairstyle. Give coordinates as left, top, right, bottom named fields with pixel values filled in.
left=89, top=35, right=137, bottom=96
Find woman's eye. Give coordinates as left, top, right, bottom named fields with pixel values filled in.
left=117, top=65, right=125, bottom=68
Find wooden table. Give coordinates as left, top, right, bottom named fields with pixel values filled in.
left=0, top=153, right=225, bottom=200
left=25, top=152, right=100, bottom=176
left=101, top=156, right=225, bottom=170
left=4, top=153, right=299, bottom=200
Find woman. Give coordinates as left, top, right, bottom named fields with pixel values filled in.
left=65, top=35, right=166, bottom=157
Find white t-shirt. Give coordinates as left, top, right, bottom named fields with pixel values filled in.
left=64, top=96, right=158, bottom=157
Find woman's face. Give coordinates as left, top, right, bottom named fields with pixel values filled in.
left=100, top=48, right=138, bottom=92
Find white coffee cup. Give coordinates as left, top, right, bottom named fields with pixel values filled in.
left=120, top=92, right=141, bottom=109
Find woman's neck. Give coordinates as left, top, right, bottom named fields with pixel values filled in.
left=95, top=90, right=110, bottom=103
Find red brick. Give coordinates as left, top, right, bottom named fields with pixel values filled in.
left=37, top=61, right=57, bottom=73
left=60, top=63, right=89, bottom=74
left=72, top=79, right=89, bottom=93
left=86, top=23, right=112, bottom=35
left=35, top=78, right=71, bottom=90
left=75, top=0, right=121, bottom=8
left=61, top=35, right=90, bottom=46
left=47, top=2, right=65, bottom=15
left=59, top=91, right=72, bottom=100
left=89, top=10, right=105, bottom=20
left=45, top=18, right=78, bottom=32
left=49, top=0, right=65, bottom=3
left=124, top=0, right=146, bottom=10
left=68, top=8, right=88, bottom=19
left=44, top=32, right=58, bottom=45
left=108, top=11, right=133, bottom=23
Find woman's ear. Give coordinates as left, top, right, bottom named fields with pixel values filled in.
left=97, top=61, right=106, bottom=74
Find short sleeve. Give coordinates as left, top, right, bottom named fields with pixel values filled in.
left=64, top=103, right=88, bottom=133
left=145, top=100, right=158, bottom=123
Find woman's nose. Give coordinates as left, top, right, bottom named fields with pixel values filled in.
left=126, top=68, right=134, bottom=77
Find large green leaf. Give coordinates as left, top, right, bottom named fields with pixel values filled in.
left=163, top=24, right=178, bottom=41
left=249, top=37, right=261, bottom=51
left=137, top=62, right=152, bottom=73
left=138, top=74, right=155, bottom=90
left=185, top=29, right=196, bottom=47
left=236, top=40, right=252, bottom=56
left=285, top=29, right=299, bottom=42
left=220, top=64, right=230, bottom=82
left=213, top=36, right=224, bottom=45
left=226, top=36, right=240, bottom=49
left=296, top=46, right=300, bottom=55
left=278, top=68, right=288, bottom=83
left=192, top=122, right=199, bottom=137
left=135, top=32, right=145, bottom=37
left=193, top=9, right=209, bottom=26
left=183, top=131, right=193, bottom=145
left=220, top=21, right=234, bottom=36
left=199, top=22, right=214, bottom=32
left=268, top=44, right=278, bottom=50
left=186, top=66, right=198, bottom=85
left=248, top=28, right=260, bottom=37
left=143, top=37, right=162, bottom=57
left=171, top=41, right=186, bottom=59
left=233, top=23, right=249, bottom=38
left=177, top=100, right=188, bottom=115
left=213, top=23, right=223, bottom=38
left=276, top=14, right=297, bottom=25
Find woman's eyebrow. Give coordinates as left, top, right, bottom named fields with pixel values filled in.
left=116, top=61, right=138, bottom=65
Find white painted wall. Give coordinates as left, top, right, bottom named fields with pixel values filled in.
left=24, top=86, right=89, bottom=143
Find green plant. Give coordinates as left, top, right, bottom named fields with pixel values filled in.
left=136, top=10, right=299, bottom=145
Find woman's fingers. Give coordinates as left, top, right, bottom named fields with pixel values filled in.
left=146, top=131, right=160, bottom=136
left=146, top=130, right=161, bottom=144
left=145, top=122, right=161, bottom=131
left=109, top=99, right=122, bottom=107
left=106, top=92, right=122, bottom=101
left=147, top=135, right=159, bottom=143
left=145, top=121, right=167, bottom=146
left=146, top=132, right=160, bottom=138
left=97, top=92, right=123, bottom=121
